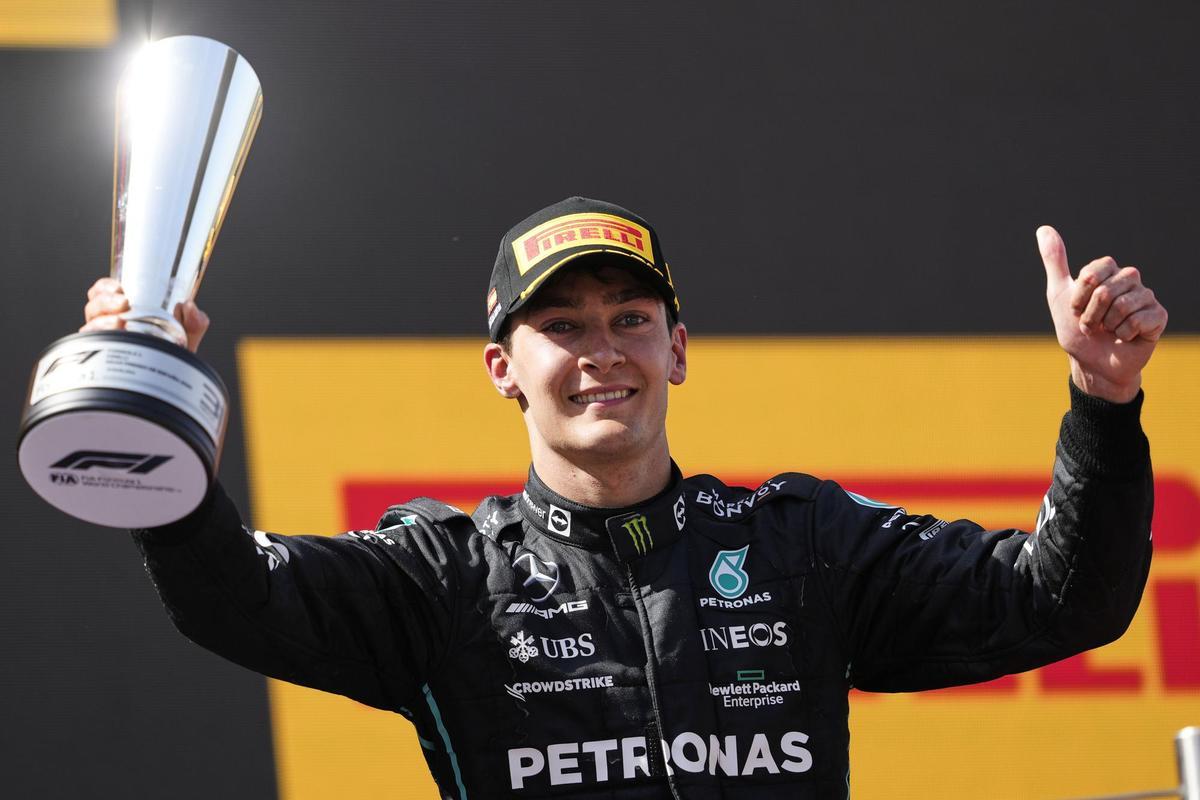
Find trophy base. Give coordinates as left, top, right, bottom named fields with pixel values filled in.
left=17, top=331, right=228, bottom=528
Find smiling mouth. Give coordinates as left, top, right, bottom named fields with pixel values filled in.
left=570, top=389, right=635, bottom=405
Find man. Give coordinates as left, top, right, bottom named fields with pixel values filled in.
left=82, top=197, right=1167, bottom=798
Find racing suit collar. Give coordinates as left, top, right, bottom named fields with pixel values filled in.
left=521, top=463, right=689, bottom=561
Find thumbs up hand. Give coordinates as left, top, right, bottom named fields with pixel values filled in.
left=1037, top=226, right=1167, bottom=403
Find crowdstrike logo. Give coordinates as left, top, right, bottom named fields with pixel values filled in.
left=504, top=674, right=614, bottom=701
left=507, top=730, right=813, bottom=789
left=621, top=514, right=653, bottom=555
left=708, top=546, right=750, bottom=599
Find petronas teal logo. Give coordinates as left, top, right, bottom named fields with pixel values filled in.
left=709, top=545, right=750, bottom=599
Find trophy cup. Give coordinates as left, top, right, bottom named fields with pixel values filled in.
left=17, top=36, right=263, bottom=528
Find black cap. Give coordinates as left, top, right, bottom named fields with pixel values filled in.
left=486, top=197, right=680, bottom=341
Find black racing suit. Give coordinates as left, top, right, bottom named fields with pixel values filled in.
left=133, top=382, right=1153, bottom=799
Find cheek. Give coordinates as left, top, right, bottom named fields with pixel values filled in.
left=521, top=359, right=571, bottom=405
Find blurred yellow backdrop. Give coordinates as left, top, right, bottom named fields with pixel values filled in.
left=0, top=0, right=116, bottom=47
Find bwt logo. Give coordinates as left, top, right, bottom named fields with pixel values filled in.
left=50, top=451, right=173, bottom=474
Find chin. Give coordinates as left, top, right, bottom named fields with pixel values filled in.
left=563, top=421, right=646, bottom=459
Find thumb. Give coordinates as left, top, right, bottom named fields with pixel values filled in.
left=1036, top=225, right=1071, bottom=296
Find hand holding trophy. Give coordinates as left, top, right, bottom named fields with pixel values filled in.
left=17, top=36, right=262, bottom=528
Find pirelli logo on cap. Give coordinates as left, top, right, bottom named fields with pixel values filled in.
left=513, top=213, right=654, bottom=276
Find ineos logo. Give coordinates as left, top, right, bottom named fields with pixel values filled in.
left=51, top=450, right=173, bottom=474
left=512, top=552, right=560, bottom=603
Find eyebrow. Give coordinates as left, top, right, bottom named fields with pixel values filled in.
left=530, top=286, right=658, bottom=311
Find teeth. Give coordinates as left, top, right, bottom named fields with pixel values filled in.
left=572, top=389, right=632, bottom=404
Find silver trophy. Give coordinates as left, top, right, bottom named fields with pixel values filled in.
left=17, top=36, right=263, bottom=528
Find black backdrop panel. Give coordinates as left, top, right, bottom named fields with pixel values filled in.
left=1, top=1, right=1195, bottom=796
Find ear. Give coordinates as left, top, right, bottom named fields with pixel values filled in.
left=484, top=342, right=521, bottom=399
left=668, top=322, right=688, bottom=385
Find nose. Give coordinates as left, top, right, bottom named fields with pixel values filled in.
left=578, top=325, right=625, bottom=373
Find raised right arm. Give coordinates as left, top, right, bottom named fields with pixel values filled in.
left=83, top=279, right=458, bottom=710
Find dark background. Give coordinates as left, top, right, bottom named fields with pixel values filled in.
left=2, top=1, right=1196, bottom=796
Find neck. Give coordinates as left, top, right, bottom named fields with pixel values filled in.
left=530, top=436, right=673, bottom=508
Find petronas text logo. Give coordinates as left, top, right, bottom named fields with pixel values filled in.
left=622, top=515, right=653, bottom=555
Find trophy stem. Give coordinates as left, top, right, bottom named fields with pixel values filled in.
left=121, top=309, right=188, bottom=347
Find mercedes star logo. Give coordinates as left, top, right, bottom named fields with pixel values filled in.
left=512, top=551, right=560, bottom=603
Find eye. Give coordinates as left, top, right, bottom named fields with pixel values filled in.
left=542, top=320, right=576, bottom=334
left=616, top=312, right=649, bottom=327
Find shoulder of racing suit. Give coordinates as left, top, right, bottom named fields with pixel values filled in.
left=684, top=472, right=822, bottom=523
left=372, top=493, right=525, bottom=550
left=377, top=497, right=473, bottom=530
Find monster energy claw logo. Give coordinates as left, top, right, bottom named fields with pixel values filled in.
left=622, top=514, right=653, bottom=555
left=709, top=545, right=750, bottom=599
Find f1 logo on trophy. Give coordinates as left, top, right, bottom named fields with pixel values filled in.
left=17, top=37, right=262, bottom=528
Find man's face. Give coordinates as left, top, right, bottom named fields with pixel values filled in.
left=486, top=265, right=687, bottom=464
